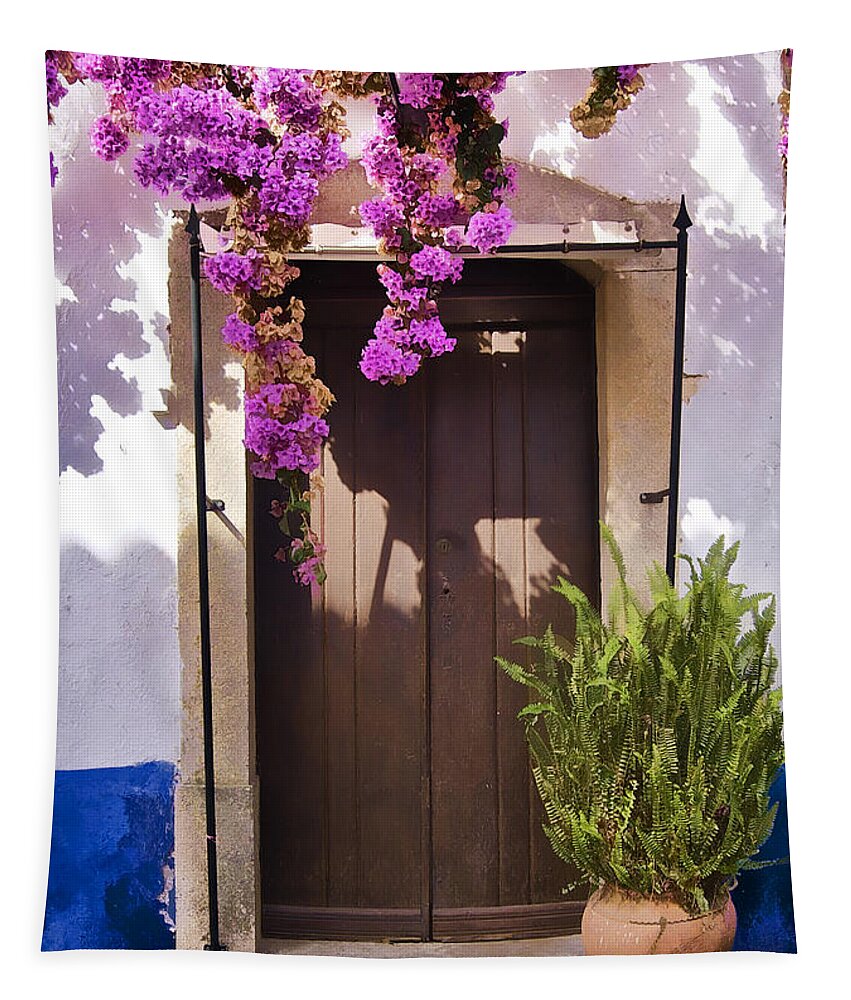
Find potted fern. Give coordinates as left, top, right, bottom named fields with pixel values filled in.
left=497, top=527, right=785, bottom=955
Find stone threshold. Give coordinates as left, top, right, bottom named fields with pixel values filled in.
left=258, top=934, right=584, bottom=959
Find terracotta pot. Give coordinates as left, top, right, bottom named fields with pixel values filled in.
left=581, top=884, right=736, bottom=955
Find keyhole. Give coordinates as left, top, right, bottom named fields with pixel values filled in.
left=436, top=537, right=452, bottom=554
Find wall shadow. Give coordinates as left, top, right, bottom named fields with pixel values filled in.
left=52, top=145, right=166, bottom=475
left=497, top=58, right=786, bottom=614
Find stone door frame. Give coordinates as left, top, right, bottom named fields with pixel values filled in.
left=168, top=164, right=681, bottom=951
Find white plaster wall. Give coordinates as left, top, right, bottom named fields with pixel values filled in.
left=49, top=51, right=787, bottom=770
left=51, top=84, right=182, bottom=769
left=496, top=52, right=786, bottom=638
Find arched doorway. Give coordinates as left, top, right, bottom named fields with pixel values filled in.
left=254, top=259, right=600, bottom=941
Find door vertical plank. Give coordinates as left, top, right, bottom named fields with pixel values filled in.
left=322, top=327, right=359, bottom=906
left=254, top=347, right=328, bottom=908
left=420, top=381, right=432, bottom=941
left=523, top=302, right=600, bottom=903
left=492, top=339, right=533, bottom=906
left=429, top=332, right=500, bottom=910
left=354, top=372, right=425, bottom=910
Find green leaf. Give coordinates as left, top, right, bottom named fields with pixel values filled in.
left=518, top=702, right=555, bottom=719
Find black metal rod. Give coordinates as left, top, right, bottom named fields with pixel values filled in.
left=186, top=204, right=224, bottom=952
left=666, top=196, right=693, bottom=583
left=291, top=239, right=678, bottom=259
left=493, top=239, right=678, bottom=254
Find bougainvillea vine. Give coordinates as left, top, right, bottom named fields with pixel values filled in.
left=569, top=64, right=650, bottom=138
left=778, top=49, right=792, bottom=210
left=354, top=73, right=520, bottom=384
left=46, top=54, right=348, bottom=584
left=45, top=56, right=522, bottom=585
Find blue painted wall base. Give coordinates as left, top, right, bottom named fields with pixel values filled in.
left=732, top=765, right=796, bottom=953
left=42, top=761, right=176, bottom=951
left=41, top=761, right=795, bottom=951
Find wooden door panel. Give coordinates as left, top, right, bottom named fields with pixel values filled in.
left=427, top=307, right=599, bottom=930
left=352, top=371, right=426, bottom=911
left=257, top=261, right=598, bottom=941
left=257, top=290, right=427, bottom=935
left=428, top=328, right=500, bottom=912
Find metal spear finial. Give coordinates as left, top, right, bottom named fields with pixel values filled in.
left=673, top=194, right=693, bottom=232
left=186, top=202, right=200, bottom=238
left=186, top=203, right=201, bottom=240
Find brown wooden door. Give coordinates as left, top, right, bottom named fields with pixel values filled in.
left=255, top=260, right=599, bottom=942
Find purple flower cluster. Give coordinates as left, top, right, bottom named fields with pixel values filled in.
left=361, top=132, right=406, bottom=189
left=133, top=86, right=273, bottom=202
left=55, top=62, right=347, bottom=216
left=357, top=101, right=466, bottom=383
left=360, top=333, right=422, bottom=384
left=134, top=135, right=223, bottom=199
left=244, top=383, right=329, bottom=478
left=140, top=84, right=348, bottom=215
left=72, top=53, right=121, bottom=82
left=416, top=192, right=460, bottom=227
left=136, top=84, right=263, bottom=147
left=409, top=315, right=455, bottom=354
left=287, top=532, right=327, bottom=587
left=204, top=250, right=263, bottom=295
left=221, top=313, right=260, bottom=352
left=74, top=54, right=173, bottom=132
left=485, top=160, right=518, bottom=200
left=253, top=68, right=324, bottom=129
left=358, top=113, right=452, bottom=259
left=90, top=115, right=130, bottom=161
left=358, top=269, right=457, bottom=384
left=45, top=51, right=68, bottom=111
left=358, top=75, right=520, bottom=384
left=47, top=58, right=256, bottom=202
left=359, top=197, right=405, bottom=240
left=617, top=65, right=642, bottom=85
left=259, top=165, right=320, bottom=223
left=465, top=203, right=515, bottom=253
left=410, top=244, right=463, bottom=282
left=778, top=114, right=789, bottom=159
left=397, top=73, right=444, bottom=109
left=278, top=131, right=347, bottom=177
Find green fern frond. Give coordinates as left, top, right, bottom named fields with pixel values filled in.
left=496, top=528, right=786, bottom=915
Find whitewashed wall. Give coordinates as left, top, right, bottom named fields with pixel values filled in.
left=50, top=50, right=786, bottom=771
left=495, top=53, right=785, bottom=633
left=51, top=84, right=181, bottom=770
